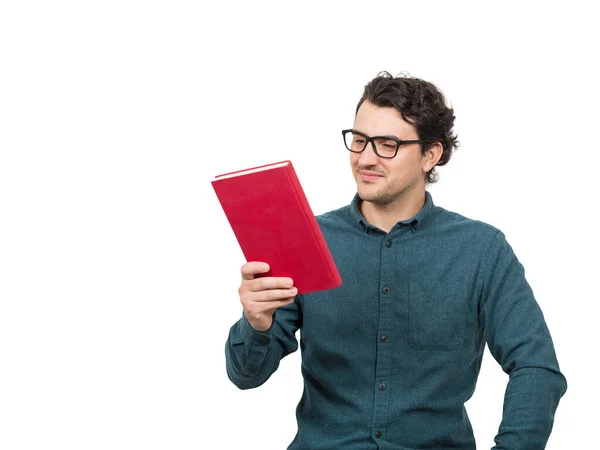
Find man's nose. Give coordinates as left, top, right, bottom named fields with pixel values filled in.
left=357, top=140, right=380, bottom=165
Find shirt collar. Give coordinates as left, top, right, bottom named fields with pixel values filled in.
left=350, top=190, right=435, bottom=232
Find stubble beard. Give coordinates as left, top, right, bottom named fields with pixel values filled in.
left=357, top=176, right=419, bottom=208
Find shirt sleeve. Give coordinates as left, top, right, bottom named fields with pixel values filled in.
left=479, top=231, right=567, bottom=449
left=225, top=296, right=302, bottom=390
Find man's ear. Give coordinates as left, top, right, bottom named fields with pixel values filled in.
left=422, top=142, right=443, bottom=172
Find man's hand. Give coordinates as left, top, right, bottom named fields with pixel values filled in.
left=239, top=262, right=297, bottom=332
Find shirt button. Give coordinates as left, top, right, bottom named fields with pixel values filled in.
left=383, top=287, right=390, bottom=294
left=379, top=383, right=387, bottom=391
left=259, top=336, right=270, bottom=345
left=385, top=240, right=392, bottom=248
left=380, top=335, right=388, bottom=342
left=375, top=431, right=382, bottom=439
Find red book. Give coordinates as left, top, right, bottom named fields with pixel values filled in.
left=211, top=160, right=342, bottom=294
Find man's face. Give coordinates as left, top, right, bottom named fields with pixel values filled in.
left=350, top=100, right=430, bottom=206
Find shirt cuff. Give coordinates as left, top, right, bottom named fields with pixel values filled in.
left=240, top=313, right=273, bottom=347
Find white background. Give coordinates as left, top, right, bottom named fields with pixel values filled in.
left=1, top=1, right=598, bottom=449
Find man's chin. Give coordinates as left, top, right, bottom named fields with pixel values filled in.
left=357, top=188, right=383, bottom=203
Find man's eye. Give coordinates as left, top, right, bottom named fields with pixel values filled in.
left=354, top=138, right=366, bottom=145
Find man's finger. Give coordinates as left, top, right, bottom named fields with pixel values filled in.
left=241, top=261, right=270, bottom=280
left=248, top=287, right=297, bottom=301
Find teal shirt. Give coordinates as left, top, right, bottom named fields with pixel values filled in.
left=225, top=191, right=567, bottom=449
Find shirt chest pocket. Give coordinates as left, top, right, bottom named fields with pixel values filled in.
left=408, top=280, right=468, bottom=350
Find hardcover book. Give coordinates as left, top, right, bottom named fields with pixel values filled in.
left=211, top=160, right=342, bottom=294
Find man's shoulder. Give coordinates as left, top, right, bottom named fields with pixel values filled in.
left=432, top=205, right=502, bottom=240
left=315, top=204, right=353, bottom=225
left=313, top=204, right=361, bottom=241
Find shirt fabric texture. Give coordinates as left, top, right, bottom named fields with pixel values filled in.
left=225, top=191, right=567, bottom=450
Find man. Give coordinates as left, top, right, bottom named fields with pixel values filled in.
left=225, top=71, right=567, bottom=449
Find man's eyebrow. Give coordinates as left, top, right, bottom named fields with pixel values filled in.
left=353, top=128, right=402, bottom=140
left=376, top=134, right=402, bottom=140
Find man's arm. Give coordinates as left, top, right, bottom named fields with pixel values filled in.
left=225, top=261, right=302, bottom=390
left=226, top=299, right=301, bottom=390
left=479, top=231, right=567, bottom=449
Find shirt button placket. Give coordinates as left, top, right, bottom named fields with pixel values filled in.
left=374, top=235, right=394, bottom=444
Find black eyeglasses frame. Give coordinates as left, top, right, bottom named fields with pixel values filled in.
left=341, top=129, right=427, bottom=159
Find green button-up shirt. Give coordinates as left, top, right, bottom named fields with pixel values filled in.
left=225, top=191, right=567, bottom=449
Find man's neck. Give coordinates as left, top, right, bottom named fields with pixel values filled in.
left=359, top=190, right=426, bottom=234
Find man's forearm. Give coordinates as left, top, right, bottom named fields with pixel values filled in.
left=491, top=366, right=567, bottom=449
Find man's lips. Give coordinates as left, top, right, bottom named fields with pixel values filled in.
left=358, top=170, right=384, bottom=181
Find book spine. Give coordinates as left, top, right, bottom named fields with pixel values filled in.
left=284, top=164, right=342, bottom=288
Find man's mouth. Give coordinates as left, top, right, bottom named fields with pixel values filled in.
left=358, top=170, right=384, bottom=181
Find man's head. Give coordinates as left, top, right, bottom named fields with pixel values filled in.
left=355, top=71, right=458, bottom=184
left=347, top=71, right=458, bottom=207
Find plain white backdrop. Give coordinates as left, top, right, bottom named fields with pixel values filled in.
left=1, top=1, right=598, bottom=449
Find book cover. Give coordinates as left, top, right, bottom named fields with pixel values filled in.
left=211, top=160, right=342, bottom=294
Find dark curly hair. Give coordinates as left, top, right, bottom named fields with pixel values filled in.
left=356, top=71, right=459, bottom=184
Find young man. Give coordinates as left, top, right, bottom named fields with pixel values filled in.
left=225, top=72, right=567, bottom=449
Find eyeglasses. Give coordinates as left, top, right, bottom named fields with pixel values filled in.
left=342, top=129, right=426, bottom=159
